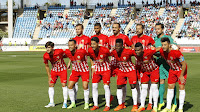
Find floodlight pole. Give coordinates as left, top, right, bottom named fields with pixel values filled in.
left=8, top=0, right=13, bottom=38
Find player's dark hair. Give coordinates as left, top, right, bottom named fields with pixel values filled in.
left=161, top=37, right=170, bottom=43
left=91, top=37, right=99, bottom=43
left=156, top=23, right=164, bottom=29
left=45, top=41, right=54, bottom=48
left=68, top=39, right=76, bottom=44
left=94, top=23, right=101, bottom=27
left=136, top=23, right=145, bottom=29
left=135, top=42, right=143, bottom=48
left=113, top=22, right=121, bottom=28
left=75, top=24, right=84, bottom=29
left=116, top=38, right=123, bottom=45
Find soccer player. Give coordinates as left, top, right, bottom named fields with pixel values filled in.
left=109, top=23, right=134, bottom=107
left=134, top=42, right=159, bottom=112
left=109, top=23, right=134, bottom=50
left=160, top=38, right=187, bottom=112
left=65, top=39, right=90, bottom=109
left=131, top=23, right=155, bottom=109
left=43, top=41, right=68, bottom=108
left=91, top=23, right=109, bottom=47
left=154, top=23, right=178, bottom=111
left=88, top=37, right=111, bottom=111
left=111, top=39, right=138, bottom=111
left=73, top=24, right=91, bottom=50
left=68, top=24, right=91, bottom=102
left=131, top=24, right=155, bottom=47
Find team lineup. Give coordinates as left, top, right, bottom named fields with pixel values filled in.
left=43, top=23, right=187, bottom=112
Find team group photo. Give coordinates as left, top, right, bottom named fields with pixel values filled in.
left=0, top=0, right=199, bottom=112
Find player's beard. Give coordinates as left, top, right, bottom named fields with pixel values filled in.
left=157, top=32, right=163, bottom=38
left=137, top=32, right=143, bottom=37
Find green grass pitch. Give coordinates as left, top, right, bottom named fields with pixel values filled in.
left=0, top=52, right=199, bottom=112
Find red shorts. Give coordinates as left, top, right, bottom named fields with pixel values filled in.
left=92, top=70, right=111, bottom=84
left=168, top=69, right=187, bottom=85
left=140, top=68, right=160, bottom=83
left=69, top=70, right=89, bottom=82
left=117, top=70, right=137, bottom=85
left=50, top=70, right=67, bottom=84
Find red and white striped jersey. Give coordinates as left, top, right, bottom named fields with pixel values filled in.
left=73, top=35, right=91, bottom=51
left=109, top=33, right=133, bottom=67
left=134, top=48, right=158, bottom=73
left=64, top=49, right=89, bottom=72
left=43, top=49, right=66, bottom=72
left=91, top=34, right=109, bottom=47
left=131, top=35, right=155, bottom=47
left=159, top=48, right=185, bottom=71
left=109, top=33, right=133, bottom=49
left=88, top=46, right=111, bottom=72
left=111, top=48, right=135, bottom=72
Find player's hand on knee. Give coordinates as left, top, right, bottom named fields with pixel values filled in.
left=179, top=76, right=186, bottom=84
left=48, top=77, right=52, bottom=84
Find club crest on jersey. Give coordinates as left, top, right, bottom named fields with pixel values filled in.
left=123, top=56, right=126, bottom=60
left=142, top=39, right=145, bottom=43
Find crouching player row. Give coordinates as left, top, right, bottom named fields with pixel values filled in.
left=43, top=37, right=187, bottom=112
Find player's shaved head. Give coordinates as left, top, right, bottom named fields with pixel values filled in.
left=135, top=42, right=143, bottom=56
left=45, top=41, right=54, bottom=54
left=161, top=37, right=170, bottom=52
left=115, top=39, right=123, bottom=53
left=68, top=39, right=77, bottom=51
left=91, top=37, right=99, bottom=51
